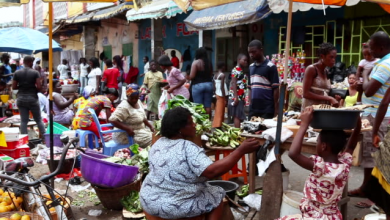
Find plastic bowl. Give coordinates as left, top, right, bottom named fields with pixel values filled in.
left=61, top=84, right=78, bottom=94
left=207, top=180, right=239, bottom=200
left=329, top=89, right=349, bottom=99
left=80, top=151, right=139, bottom=188
left=310, top=109, right=361, bottom=130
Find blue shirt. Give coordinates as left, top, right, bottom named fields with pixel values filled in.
left=249, top=59, right=280, bottom=114
left=362, top=53, right=390, bottom=117
left=0, top=64, right=12, bottom=83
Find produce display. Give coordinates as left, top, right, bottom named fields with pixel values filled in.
left=0, top=213, right=31, bottom=220
left=46, top=149, right=78, bottom=160
left=102, top=144, right=149, bottom=174
left=155, top=95, right=211, bottom=135
left=121, top=191, right=142, bottom=213
left=206, top=123, right=244, bottom=148
left=312, top=104, right=374, bottom=110
left=0, top=189, right=23, bottom=213
left=59, top=79, right=79, bottom=85
left=236, top=184, right=262, bottom=198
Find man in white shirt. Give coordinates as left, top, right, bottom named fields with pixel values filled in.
left=57, top=59, right=69, bottom=80
left=139, top=56, right=149, bottom=78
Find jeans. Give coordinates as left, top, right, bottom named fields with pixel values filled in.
left=192, top=82, right=213, bottom=108
left=17, top=96, right=46, bottom=137
left=80, top=77, right=87, bottom=94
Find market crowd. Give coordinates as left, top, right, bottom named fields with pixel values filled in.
left=1, top=31, right=390, bottom=220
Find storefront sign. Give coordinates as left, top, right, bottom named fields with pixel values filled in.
left=140, top=23, right=197, bottom=40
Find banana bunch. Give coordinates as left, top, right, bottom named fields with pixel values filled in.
left=207, top=123, right=245, bottom=148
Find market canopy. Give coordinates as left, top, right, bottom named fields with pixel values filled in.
left=65, top=11, right=97, bottom=24
left=0, top=27, right=62, bottom=54
left=92, top=1, right=135, bottom=21
left=0, top=0, right=29, bottom=7
left=126, top=0, right=180, bottom=21
left=184, top=0, right=271, bottom=31
left=267, top=0, right=390, bottom=13
left=173, top=0, right=243, bottom=11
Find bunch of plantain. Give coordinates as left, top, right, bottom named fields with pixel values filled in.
left=207, top=123, right=245, bottom=148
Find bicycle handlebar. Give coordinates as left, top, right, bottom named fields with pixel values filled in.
left=0, top=137, right=79, bottom=187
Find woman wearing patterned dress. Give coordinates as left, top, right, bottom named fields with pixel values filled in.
left=141, top=107, right=259, bottom=220
left=109, top=84, right=154, bottom=148
left=279, top=107, right=361, bottom=220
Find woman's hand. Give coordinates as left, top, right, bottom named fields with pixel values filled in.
left=300, top=106, right=314, bottom=127
left=329, top=97, right=339, bottom=107
left=167, top=88, right=174, bottom=94
left=126, top=128, right=135, bottom=136
left=373, top=134, right=381, bottom=148
left=163, top=85, right=170, bottom=90
left=233, top=99, right=239, bottom=106
left=237, top=138, right=260, bottom=154
left=334, top=94, right=342, bottom=101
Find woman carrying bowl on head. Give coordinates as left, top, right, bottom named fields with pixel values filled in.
left=302, top=43, right=340, bottom=110
left=158, top=55, right=190, bottom=99
left=140, top=107, right=259, bottom=220
left=109, top=84, right=154, bottom=148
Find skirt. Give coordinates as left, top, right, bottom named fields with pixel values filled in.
left=212, top=95, right=226, bottom=128
left=228, top=99, right=246, bottom=121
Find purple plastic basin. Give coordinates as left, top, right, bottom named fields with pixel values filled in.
left=80, top=151, right=139, bottom=188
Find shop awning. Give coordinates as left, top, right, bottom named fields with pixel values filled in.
left=92, top=2, right=135, bottom=21
left=65, top=11, right=97, bottom=24
left=173, top=0, right=243, bottom=11
left=184, top=0, right=271, bottom=31
left=0, top=0, right=29, bottom=8
left=126, top=0, right=172, bottom=21
left=165, top=0, right=191, bottom=18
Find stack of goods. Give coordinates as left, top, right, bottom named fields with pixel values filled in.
left=154, top=95, right=211, bottom=135
left=0, top=128, right=30, bottom=159
left=205, top=123, right=245, bottom=149
left=271, top=50, right=306, bottom=81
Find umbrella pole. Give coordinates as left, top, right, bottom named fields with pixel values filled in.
left=48, top=2, right=54, bottom=188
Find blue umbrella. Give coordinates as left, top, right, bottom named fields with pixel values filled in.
left=0, top=27, right=62, bottom=54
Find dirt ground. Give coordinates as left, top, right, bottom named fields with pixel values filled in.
left=26, top=152, right=375, bottom=220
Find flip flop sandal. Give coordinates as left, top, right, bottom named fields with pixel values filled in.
left=354, top=201, right=372, bottom=208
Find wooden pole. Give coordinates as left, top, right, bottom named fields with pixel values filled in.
left=48, top=2, right=54, bottom=188
left=283, top=0, right=293, bottom=84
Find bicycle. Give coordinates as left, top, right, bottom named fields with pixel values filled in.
left=0, top=136, right=80, bottom=220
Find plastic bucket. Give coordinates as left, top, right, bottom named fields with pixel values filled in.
left=207, top=180, right=239, bottom=200
left=282, top=169, right=290, bottom=191
left=80, top=151, right=139, bottom=188
left=44, top=134, right=63, bottom=147
left=0, top=95, right=9, bottom=103
left=47, top=154, right=78, bottom=174
left=280, top=190, right=303, bottom=217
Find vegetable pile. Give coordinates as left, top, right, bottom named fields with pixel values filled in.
left=154, top=95, right=211, bottom=135
left=102, top=144, right=149, bottom=174
left=206, top=123, right=245, bottom=148
left=236, top=184, right=263, bottom=197
left=121, top=191, right=142, bottom=213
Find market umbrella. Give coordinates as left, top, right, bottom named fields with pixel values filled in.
left=0, top=27, right=62, bottom=54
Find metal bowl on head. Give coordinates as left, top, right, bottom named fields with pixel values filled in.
left=310, top=109, right=361, bottom=130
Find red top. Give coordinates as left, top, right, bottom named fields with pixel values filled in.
left=171, top=57, right=180, bottom=69
left=125, top=66, right=139, bottom=84
left=102, top=68, right=120, bottom=89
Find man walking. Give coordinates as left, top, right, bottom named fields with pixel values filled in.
left=12, top=56, right=46, bottom=137
left=0, top=53, right=13, bottom=83
left=349, top=31, right=390, bottom=204
left=247, top=39, right=280, bottom=119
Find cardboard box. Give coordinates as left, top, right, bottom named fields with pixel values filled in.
left=0, top=145, right=30, bottom=159
left=0, top=127, right=19, bottom=141
left=5, top=135, right=28, bottom=149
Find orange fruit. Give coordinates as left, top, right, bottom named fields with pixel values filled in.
left=8, top=203, right=16, bottom=211
left=0, top=202, right=8, bottom=206
left=3, top=197, right=12, bottom=205
left=16, top=197, right=23, bottom=204
left=0, top=189, right=4, bottom=195
left=21, top=216, right=30, bottom=220
left=9, top=213, right=21, bottom=220
left=0, top=217, right=9, bottom=220
left=0, top=205, right=8, bottom=213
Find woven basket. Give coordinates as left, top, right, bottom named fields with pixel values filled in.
left=93, top=174, right=142, bottom=210
left=0, top=211, right=44, bottom=220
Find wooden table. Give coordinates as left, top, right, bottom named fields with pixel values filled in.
left=241, top=133, right=353, bottom=218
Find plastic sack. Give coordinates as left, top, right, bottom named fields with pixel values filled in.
left=158, top=90, right=170, bottom=119
left=243, top=194, right=262, bottom=211
left=262, top=127, right=293, bottom=143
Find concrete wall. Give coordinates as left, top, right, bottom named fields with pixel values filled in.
left=60, top=34, right=84, bottom=51
left=96, top=18, right=139, bottom=66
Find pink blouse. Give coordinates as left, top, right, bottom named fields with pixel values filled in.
left=167, top=67, right=190, bottom=99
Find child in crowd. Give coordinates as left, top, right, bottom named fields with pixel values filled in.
left=143, top=60, right=164, bottom=120
left=212, top=62, right=228, bottom=128
left=228, top=54, right=248, bottom=128
left=356, top=42, right=379, bottom=102
left=279, top=106, right=361, bottom=220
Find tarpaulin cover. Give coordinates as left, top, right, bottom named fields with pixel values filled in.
left=184, top=0, right=271, bottom=31
left=293, top=0, right=347, bottom=6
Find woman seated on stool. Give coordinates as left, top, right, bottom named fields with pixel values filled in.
left=109, top=84, right=154, bottom=149
left=140, top=107, right=259, bottom=220
left=48, top=80, right=77, bottom=125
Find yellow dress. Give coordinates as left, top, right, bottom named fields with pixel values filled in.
left=344, top=91, right=359, bottom=107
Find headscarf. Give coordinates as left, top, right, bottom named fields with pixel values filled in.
left=33, top=57, right=41, bottom=69
left=83, top=86, right=95, bottom=99
left=126, top=84, right=140, bottom=96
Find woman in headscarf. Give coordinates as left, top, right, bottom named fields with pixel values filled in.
left=109, top=84, right=154, bottom=148
left=48, top=80, right=77, bottom=125
left=72, top=86, right=96, bottom=130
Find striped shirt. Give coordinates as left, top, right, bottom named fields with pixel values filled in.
left=249, top=59, right=280, bottom=114
left=362, top=53, right=390, bottom=117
